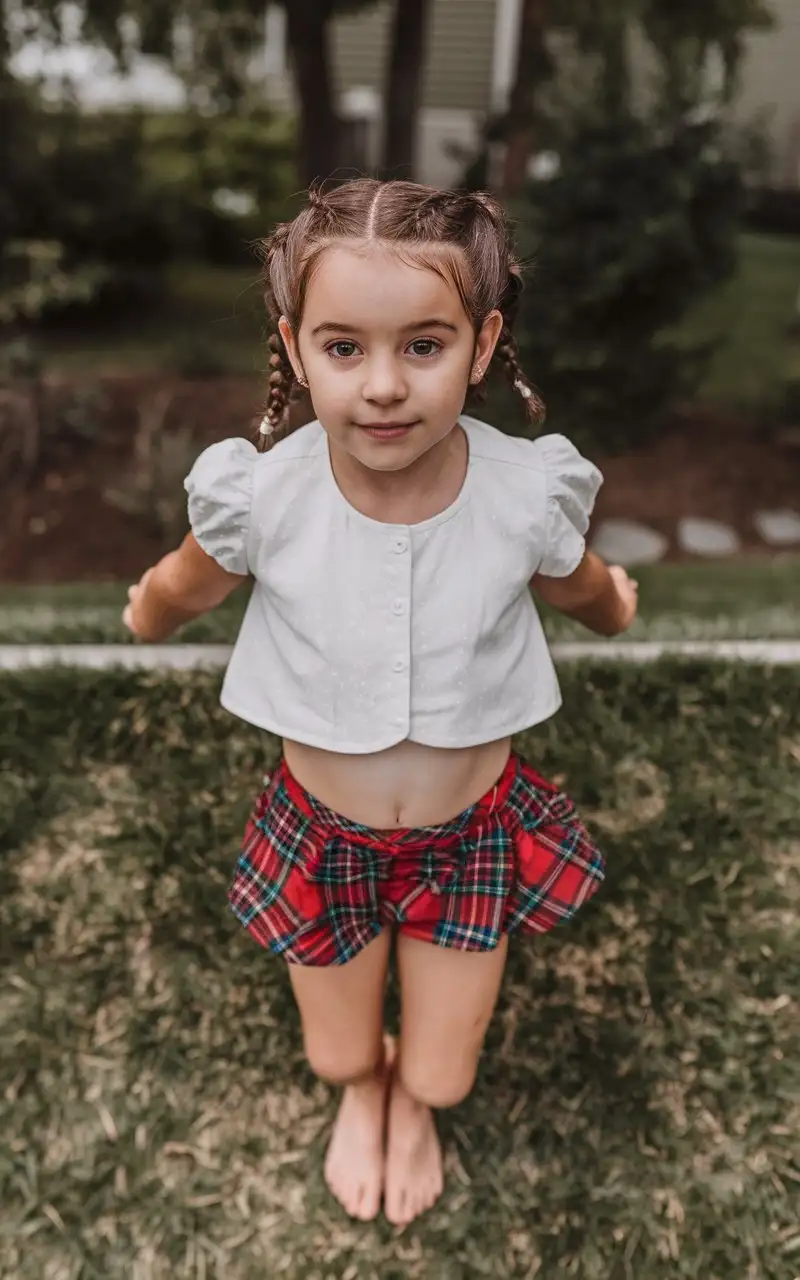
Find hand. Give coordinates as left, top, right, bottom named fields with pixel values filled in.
left=608, top=564, right=639, bottom=632
left=122, top=567, right=155, bottom=639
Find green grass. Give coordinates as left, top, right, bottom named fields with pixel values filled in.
left=1, top=663, right=798, bottom=1277
left=676, top=231, right=800, bottom=411
left=1, top=558, right=798, bottom=645
left=36, top=234, right=800, bottom=413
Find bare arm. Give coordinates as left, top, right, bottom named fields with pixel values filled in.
left=531, top=550, right=637, bottom=637
left=123, top=533, right=248, bottom=642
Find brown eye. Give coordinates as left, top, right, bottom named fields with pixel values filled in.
left=329, top=341, right=359, bottom=359
left=408, top=339, right=441, bottom=358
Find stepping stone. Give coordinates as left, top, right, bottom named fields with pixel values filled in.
left=754, top=509, right=800, bottom=547
left=677, top=517, right=740, bottom=557
left=591, top=519, right=668, bottom=566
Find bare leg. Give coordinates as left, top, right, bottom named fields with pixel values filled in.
left=287, top=929, right=391, bottom=1220
left=385, top=933, right=509, bottom=1226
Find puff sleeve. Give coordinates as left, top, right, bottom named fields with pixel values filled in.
left=534, top=434, right=603, bottom=578
left=183, top=438, right=257, bottom=575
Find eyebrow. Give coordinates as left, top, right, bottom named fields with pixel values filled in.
left=310, top=318, right=459, bottom=337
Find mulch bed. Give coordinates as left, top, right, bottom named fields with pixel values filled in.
left=3, top=375, right=799, bottom=583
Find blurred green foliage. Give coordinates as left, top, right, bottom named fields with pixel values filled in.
left=0, top=81, right=294, bottom=329
left=465, top=0, right=774, bottom=452
left=515, top=113, right=745, bottom=452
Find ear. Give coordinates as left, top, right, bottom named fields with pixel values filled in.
left=277, top=317, right=307, bottom=383
left=470, top=309, right=504, bottom=383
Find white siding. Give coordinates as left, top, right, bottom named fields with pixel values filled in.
left=416, top=108, right=482, bottom=186
left=331, top=0, right=497, bottom=111
left=731, top=0, right=800, bottom=185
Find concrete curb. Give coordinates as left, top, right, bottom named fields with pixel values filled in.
left=1, top=640, right=799, bottom=670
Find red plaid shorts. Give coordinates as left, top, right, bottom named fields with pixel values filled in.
left=228, top=752, right=605, bottom=966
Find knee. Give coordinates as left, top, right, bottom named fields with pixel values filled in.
left=401, top=1062, right=477, bottom=1110
left=304, top=1037, right=382, bottom=1087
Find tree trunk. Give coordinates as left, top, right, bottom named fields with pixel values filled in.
left=381, top=0, right=433, bottom=179
left=501, top=0, right=549, bottom=197
left=285, top=0, right=340, bottom=186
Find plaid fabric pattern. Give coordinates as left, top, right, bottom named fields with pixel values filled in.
left=228, top=753, right=605, bottom=966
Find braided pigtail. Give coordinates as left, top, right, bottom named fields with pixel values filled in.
left=253, top=220, right=305, bottom=453
left=495, top=324, right=546, bottom=426
left=494, top=267, right=546, bottom=427
left=253, top=330, right=299, bottom=454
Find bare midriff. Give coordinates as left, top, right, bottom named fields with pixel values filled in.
left=282, top=735, right=513, bottom=830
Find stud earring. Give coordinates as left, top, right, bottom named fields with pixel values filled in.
left=472, top=365, right=483, bottom=384
left=297, top=373, right=308, bottom=388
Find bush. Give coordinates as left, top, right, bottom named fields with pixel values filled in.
left=514, top=112, right=745, bottom=454
left=3, top=101, right=180, bottom=272
left=779, top=377, right=800, bottom=424
left=139, top=109, right=296, bottom=263
left=0, top=240, right=114, bottom=327
left=0, top=338, right=109, bottom=497
left=0, top=88, right=295, bottom=332
left=744, top=185, right=800, bottom=237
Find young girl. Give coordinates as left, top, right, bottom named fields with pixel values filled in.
left=123, top=179, right=637, bottom=1228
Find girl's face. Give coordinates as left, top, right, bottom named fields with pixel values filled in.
left=279, top=243, right=502, bottom=474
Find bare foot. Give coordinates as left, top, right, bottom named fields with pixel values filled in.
left=323, top=1038, right=394, bottom=1221
left=384, top=1070, right=445, bottom=1227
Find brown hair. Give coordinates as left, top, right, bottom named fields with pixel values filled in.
left=255, top=178, right=544, bottom=452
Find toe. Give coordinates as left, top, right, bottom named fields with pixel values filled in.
left=385, top=1190, right=406, bottom=1227
left=402, top=1195, right=416, bottom=1226
left=343, top=1182, right=362, bottom=1218
left=354, top=1183, right=380, bottom=1221
left=348, top=1188, right=365, bottom=1218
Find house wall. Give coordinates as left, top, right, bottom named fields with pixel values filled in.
left=331, top=0, right=497, bottom=112
left=731, top=0, right=800, bottom=185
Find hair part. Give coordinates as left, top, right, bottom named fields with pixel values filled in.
left=254, top=179, right=545, bottom=452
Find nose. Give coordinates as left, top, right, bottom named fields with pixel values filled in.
left=361, top=354, right=408, bottom=406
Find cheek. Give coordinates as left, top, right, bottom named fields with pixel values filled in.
left=305, top=356, right=327, bottom=387
left=417, top=361, right=471, bottom=409
left=312, top=377, right=350, bottom=409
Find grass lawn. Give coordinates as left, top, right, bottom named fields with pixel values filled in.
left=1, top=663, right=798, bottom=1277
left=675, top=231, right=800, bottom=412
left=0, top=558, right=798, bottom=646
left=37, top=233, right=800, bottom=413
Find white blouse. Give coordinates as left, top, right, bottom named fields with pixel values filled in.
left=184, top=415, right=602, bottom=754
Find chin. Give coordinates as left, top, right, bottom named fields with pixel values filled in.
left=356, top=449, right=418, bottom=472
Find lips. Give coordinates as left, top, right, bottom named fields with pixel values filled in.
left=358, top=427, right=417, bottom=437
